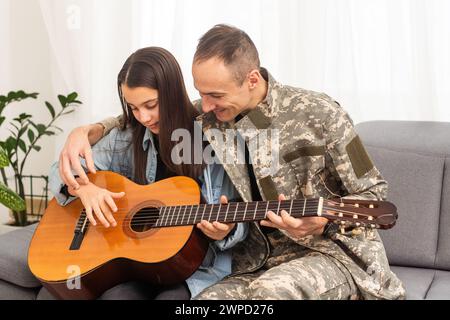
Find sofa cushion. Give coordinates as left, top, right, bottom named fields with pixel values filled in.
left=37, top=281, right=155, bottom=300
left=36, top=287, right=58, bottom=300
left=425, top=270, right=450, bottom=299
left=366, top=146, right=443, bottom=268
left=357, top=121, right=450, bottom=272
left=98, top=281, right=155, bottom=300
left=356, top=121, right=450, bottom=156
left=0, top=279, right=38, bottom=300
left=390, top=266, right=435, bottom=300
left=435, top=158, right=450, bottom=270
left=0, top=223, right=41, bottom=288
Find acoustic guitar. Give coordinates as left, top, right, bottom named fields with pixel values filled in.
left=28, top=171, right=397, bottom=299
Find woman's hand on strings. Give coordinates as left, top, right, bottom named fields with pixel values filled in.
left=70, top=182, right=125, bottom=228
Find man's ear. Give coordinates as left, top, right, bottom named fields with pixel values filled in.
left=247, top=69, right=261, bottom=90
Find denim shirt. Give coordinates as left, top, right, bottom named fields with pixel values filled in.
left=48, top=127, right=248, bottom=298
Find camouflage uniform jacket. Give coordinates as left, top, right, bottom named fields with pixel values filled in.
left=193, top=68, right=405, bottom=300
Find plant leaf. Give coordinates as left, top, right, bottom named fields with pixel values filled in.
left=16, top=91, right=26, bottom=99
left=7, top=91, right=17, bottom=101
left=5, top=137, right=17, bottom=153
left=27, top=129, right=35, bottom=144
left=45, top=101, right=55, bottom=118
left=36, top=124, right=46, bottom=135
left=16, top=91, right=38, bottom=100
left=32, top=145, right=41, bottom=152
left=22, top=113, right=32, bottom=120
left=0, top=182, right=26, bottom=211
left=58, top=95, right=67, bottom=108
left=67, top=92, right=78, bottom=103
left=18, top=139, right=27, bottom=153
left=0, top=147, right=9, bottom=168
left=18, top=126, right=28, bottom=138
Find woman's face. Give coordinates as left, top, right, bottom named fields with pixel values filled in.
left=121, top=84, right=160, bottom=134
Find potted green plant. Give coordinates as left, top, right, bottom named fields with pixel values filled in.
left=0, top=90, right=82, bottom=226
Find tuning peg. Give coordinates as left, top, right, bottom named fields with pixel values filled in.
left=369, top=204, right=374, bottom=209
left=340, top=221, right=346, bottom=234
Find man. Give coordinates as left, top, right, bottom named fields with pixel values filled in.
left=60, top=24, right=405, bottom=299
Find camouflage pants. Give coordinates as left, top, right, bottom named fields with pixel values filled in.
left=195, top=232, right=359, bottom=300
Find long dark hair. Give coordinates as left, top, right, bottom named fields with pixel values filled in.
left=117, top=47, right=202, bottom=184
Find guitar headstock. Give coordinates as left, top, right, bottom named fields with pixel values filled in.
left=322, top=198, right=398, bottom=231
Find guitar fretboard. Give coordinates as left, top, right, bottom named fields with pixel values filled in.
left=153, top=199, right=322, bottom=227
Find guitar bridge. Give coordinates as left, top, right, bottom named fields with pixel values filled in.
left=70, top=209, right=90, bottom=250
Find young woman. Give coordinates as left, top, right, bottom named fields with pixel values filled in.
left=48, top=47, right=247, bottom=299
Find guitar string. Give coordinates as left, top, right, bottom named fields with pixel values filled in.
left=75, top=198, right=379, bottom=221
left=120, top=207, right=376, bottom=224
left=75, top=205, right=324, bottom=227
left=76, top=206, right=381, bottom=229
left=108, top=203, right=377, bottom=220
left=74, top=202, right=379, bottom=225
left=96, top=198, right=378, bottom=217
left=98, top=203, right=323, bottom=216
left=77, top=201, right=324, bottom=219
left=75, top=202, right=324, bottom=223
left=77, top=207, right=321, bottom=224
left=77, top=198, right=320, bottom=216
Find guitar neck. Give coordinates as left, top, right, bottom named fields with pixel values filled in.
left=154, top=198, right=323, bottom=228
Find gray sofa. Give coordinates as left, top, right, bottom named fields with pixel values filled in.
left=0, top=120, right=449, bottom=299
left=356, top=121, right=450, bottom=299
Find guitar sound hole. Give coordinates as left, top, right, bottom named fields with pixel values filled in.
left=130, top=207, right=160, bottom=233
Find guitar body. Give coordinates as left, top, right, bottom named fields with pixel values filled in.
left=28, top=171, right=208, bottom=300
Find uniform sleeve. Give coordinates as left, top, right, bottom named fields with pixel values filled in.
left=322, top=99, right=388, bottom=201
left=97, top=115, right=124, bottom=138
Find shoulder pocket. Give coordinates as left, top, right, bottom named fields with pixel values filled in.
left=283, top=145, right=325, bottom=162
left=345, top=135, right=374, bottom=179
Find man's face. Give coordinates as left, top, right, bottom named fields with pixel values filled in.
left=192, top=57, right=253, bottom=122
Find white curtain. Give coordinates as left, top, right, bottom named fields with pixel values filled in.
left=0, top=0, right=11, bottom=90
left=36, top=0, right=450, bottom=143
left=38, top=0, right=137, bottom=159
